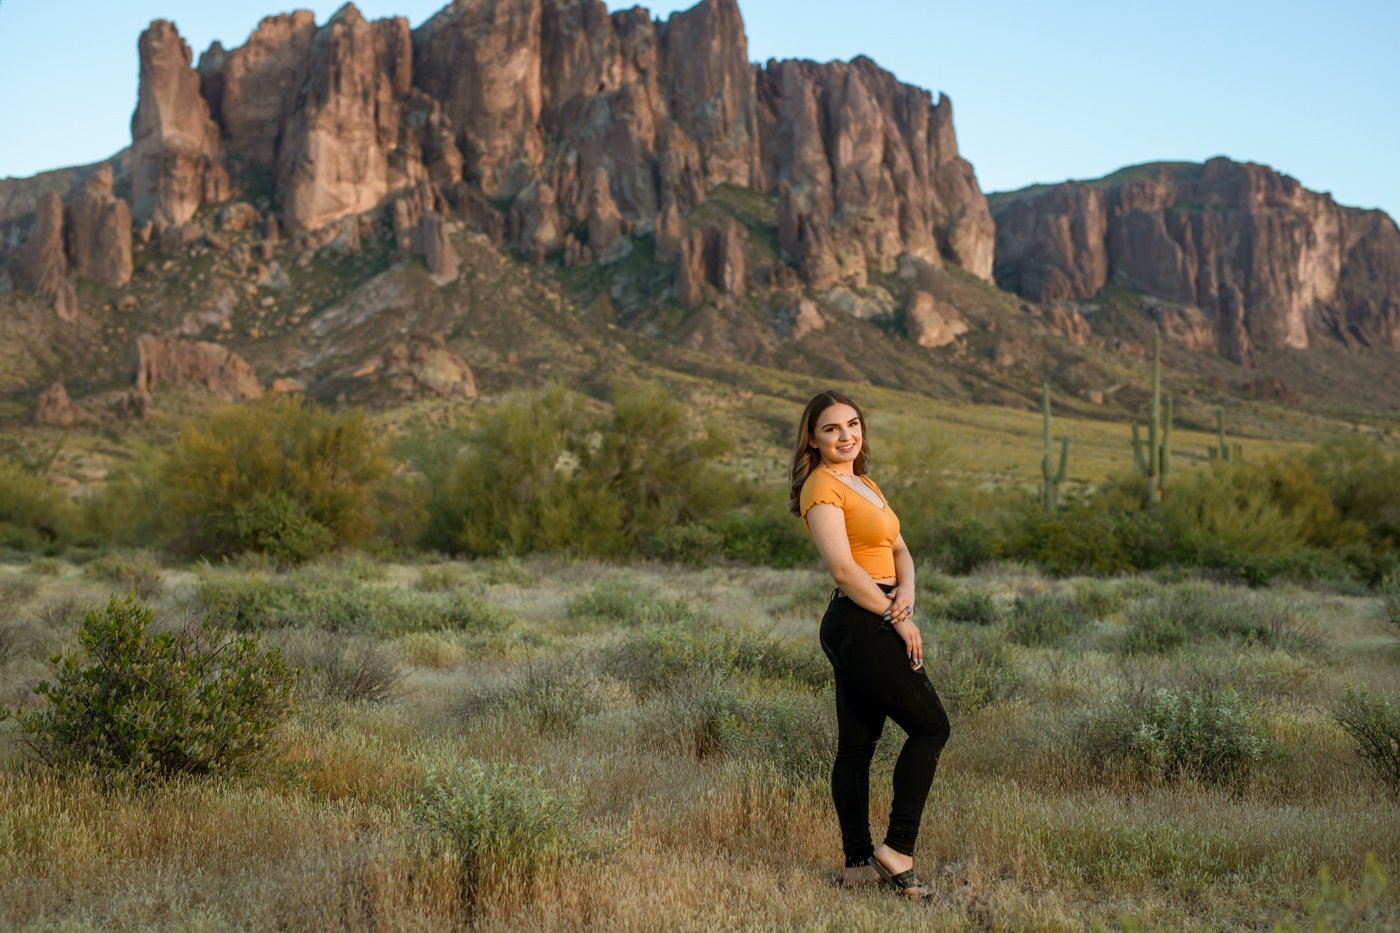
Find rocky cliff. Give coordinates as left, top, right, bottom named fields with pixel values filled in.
left=992, top=158, right=1400, bottom=364
left=126, top=0, right=992, bottom=288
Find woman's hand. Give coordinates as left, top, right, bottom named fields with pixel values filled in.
left=882, top=584, right=915, bottom=626
left=892, top=617, right=923, bottom=670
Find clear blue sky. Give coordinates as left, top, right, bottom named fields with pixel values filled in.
left=2, top=1, right=1397, bottom=219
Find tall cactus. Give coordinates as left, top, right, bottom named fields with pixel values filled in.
left=1207, top=407, right=1243, bottom=462
left=1041, top=382, right=1069, bottom=513
left=1131, top=328, right=1172, bottom=505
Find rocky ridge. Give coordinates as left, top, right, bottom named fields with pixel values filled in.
left=992, top=158, right=1400, bottom=365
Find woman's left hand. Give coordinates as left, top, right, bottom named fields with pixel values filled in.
left=883, top=583, right=916, bottom=626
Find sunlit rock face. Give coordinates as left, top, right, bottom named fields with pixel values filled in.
left=151, top=0, right=991, bottom=285
left=993, top=158, right=1400, bottom=363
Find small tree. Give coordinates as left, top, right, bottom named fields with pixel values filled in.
left=9, top=595, right=298, bottom=778
left=158, top=397, right=391, bottom=562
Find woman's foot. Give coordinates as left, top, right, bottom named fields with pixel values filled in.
left=835, top=858, right=880, bottom=887
left=871, top=844, right=932, bottom=897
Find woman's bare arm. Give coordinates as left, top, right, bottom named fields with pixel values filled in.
left=806, top=504, right=895, bottom=616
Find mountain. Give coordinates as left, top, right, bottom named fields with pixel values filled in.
left=990, top=159, right=1400, bottom=366
left=1, top=0, right=1399, bottom=448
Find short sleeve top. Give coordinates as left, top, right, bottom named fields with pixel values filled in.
left=799, top=468, right=901, bottom=579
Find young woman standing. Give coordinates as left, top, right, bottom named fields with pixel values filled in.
left=789, top=389, right=951, bottom=898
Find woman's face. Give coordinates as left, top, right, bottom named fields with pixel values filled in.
left=809, top=402, right=862, bottom=468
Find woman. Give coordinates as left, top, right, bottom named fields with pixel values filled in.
left=789, top=388, right=951, bottom=898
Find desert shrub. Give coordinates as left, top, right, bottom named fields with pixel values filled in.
left=0, top=622, right=21, bottom=667
left=1121, top=583, right=1318, bottom=655
left=1077, top=687, right=1273, bottom=785
left=1334, top=686, right=1400, bottom=794
left=458, top=659, right=606, bottom=735
left=1006, top=507, right=1138, bottom=576
left=413, top=760, right=595, bottom=895
left=1382, top=575, right=1400, bottom=635
left=1305, top=439, right=1400, bottom=546
left=927, top=626, right=1020, bottom=714
left=416, top=564, right=466, bottom=593
left=598, top=624, right=828, bottom=695
left=931, top=588, right=1003, bottom=626
left=30, top=595, right=93, bottom=631
left=0, top=575, right=40, bottom=606
left=0, top=458, right=79, bottom=550
left=283, top=634, right=404, bottom=704
left=152, top=397, right=391, bottom=562
left=1160, top=458, right=1338, bottom=561
left=1008, top=593, right=1091, bottom=647
left=688, top=680, right=836, bottom=782
left=1070, top=580, right=1128, bottom=620
left=195, top=569, right=514, bottom=636
left=82, top=550, right=165, bottom=601
left=9, top=595, right=298, bottom=778
left=26, top=556, right=65, bottom=576
left=415, top=380, right=730, bottom=560
left=924, top=517, right=1002, bottom=575
left=715, top=499, right=814, bottom=568
left=1122, top=610, right=1190, bottom=655
left=646, top=522, right=726, bottom=565
left=564, top=580, right=701, bottom=628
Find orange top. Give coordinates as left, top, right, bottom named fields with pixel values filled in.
left=799, top=468, right=901, bottom=579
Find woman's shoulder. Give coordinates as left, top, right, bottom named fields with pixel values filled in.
left=799, top=467, right=846, bottom=511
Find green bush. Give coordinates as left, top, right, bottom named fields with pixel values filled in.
left=414, top=380, right=731, bottom=560
left=1122, top=610, right=1189, bottom=655
left=598, top=623, right=828, bottom=695
left=282, top=634, right=404, bottom=704
left=1305, top=439, right=1400, bottom=546
left=707, top=685, right=836, bottom=784
left=1009, top=593, right=1090, bottom=647
left=9, top=595, right=298, bottom=778
left=932, top=588, right=1003, bottom=626
left=0, top=622, right=21, bottom=667
left=82, top=550, right=165, bottom=601
left=715, top=500, right=814, bottom=568
left=413, top=760, right=594, bottom=893
left=195, top=569, right=515, bottom=636
left=0, top=458, right=80, bottom=550
left=1334, top=686, right=1400, bottom=795
left=1382, top=576, right=1400, bottom=635
left=458, top=659, right=605, bottom=735
left=1077, top=687, right=1273, bottom=785
left=928, top=626, right=1020, bottom=714
left=1069, top=580, right=1128, bottom=620
left=145, top=397, right=390, bottom=562
left=564, top=580, right=701, bottom=628
left=1120, top=583, right=1319, bottom=655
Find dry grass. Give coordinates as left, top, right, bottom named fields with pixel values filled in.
left=0, top=554, right=1396, bottom=930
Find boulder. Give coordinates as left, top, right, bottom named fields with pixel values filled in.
left=131, top=334, right=263, bottom=401
left=585, top=168, right=626, bottom=262
left=905, top=291, right=968, bottom=348
left=34, top=383, right=77, bottom=427
left=382, top=333, right=477, bottom=398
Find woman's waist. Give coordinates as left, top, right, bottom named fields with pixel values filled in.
left=830, top=580, right=897, bottom=602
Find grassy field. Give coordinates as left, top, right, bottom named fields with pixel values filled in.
left=1, top=551, right=1397, bottom=931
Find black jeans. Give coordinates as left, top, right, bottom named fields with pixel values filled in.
left=819, top=583, right=951, bottom=867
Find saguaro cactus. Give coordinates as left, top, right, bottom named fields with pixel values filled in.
left=1207, top=407, right=1243, bottom=462
left=1131, top=329, right=1172, bottom=505
left=1041, top=382, right=1069, bottom=513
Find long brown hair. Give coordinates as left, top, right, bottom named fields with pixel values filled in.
left=787, top=389, right=871, bottom=517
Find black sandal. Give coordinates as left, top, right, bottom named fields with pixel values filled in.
left=871, top=856, right=933, bottom=898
